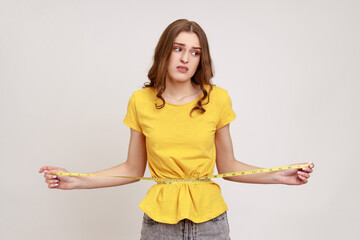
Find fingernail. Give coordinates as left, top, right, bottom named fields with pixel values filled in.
left=55, top=180, right=59, bottom=183
left=54, top=184, right=59, bottom=187
left=52, top=175, right=57, bottom=179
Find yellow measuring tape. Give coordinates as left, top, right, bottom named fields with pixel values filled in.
left=53, top=163, right=310, bottom=184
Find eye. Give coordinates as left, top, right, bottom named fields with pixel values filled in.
left=191, top=51, right=200, bottom=56
left=174, top=47, right=182, bottom=52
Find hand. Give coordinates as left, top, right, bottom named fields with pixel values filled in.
left=39, top=166, right=77, bottom=190
left=278, top=162, right=315, bottom=185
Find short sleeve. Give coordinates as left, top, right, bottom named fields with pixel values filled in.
left=216, top=90, right=236, bottom=130
left=123, top=94, right=143, bottom=133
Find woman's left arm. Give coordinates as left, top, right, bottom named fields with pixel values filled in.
left=215, top=124, right=314, bottom=185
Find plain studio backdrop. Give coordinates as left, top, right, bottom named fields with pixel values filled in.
left=1, top=0, right=359, bottom=239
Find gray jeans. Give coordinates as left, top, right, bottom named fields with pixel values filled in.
left=140, top=211, right=231, bottom=240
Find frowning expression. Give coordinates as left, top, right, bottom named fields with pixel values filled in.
left=166, top=31, right=201, bottom=83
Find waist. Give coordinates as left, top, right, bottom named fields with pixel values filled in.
left=156, top=178, right=212, bottom=185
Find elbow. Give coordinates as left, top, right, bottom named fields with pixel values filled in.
left=216, top=157, right=238, bottom=181
left=217, top=171, right=238, bottom=182
left=222, top=176, right=238, bottom=182
left=132, top=179, right=141, bottom=183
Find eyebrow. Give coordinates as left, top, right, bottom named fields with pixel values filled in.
left=173, top=42, right=201, bottom=50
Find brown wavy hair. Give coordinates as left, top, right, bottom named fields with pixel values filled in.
left=144, top=19, right=214, bottom=116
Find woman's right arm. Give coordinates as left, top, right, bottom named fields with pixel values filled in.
left=39, top=128, right=147, bottom=190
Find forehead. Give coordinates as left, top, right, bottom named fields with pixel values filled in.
left=174, top=31, right=200, bottom=47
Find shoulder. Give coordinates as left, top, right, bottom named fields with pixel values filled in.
left=210, top=85, right=229, bottom=95
left=129, top=87, right=156, bottom=102
left=132, top=87, right=155, bottom=97
left=206, top=85, right=234, bottom=111
left=209, top=85, right=231, bottom=101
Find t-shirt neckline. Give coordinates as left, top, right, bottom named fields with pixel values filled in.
left=153, top=87, right=205, bottom=107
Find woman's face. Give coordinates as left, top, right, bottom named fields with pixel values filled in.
left=166, top=31, right=201, bottom=84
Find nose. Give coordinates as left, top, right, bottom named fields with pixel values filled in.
left=180, top=51, right=189, bottom=64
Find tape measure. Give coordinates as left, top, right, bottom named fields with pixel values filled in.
left=52, top=163, right=310, bottom=184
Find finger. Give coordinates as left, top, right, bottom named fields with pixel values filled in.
left=48, top=168, right=67, bottom=174
left=301, top=167, right=313, bottom=173
left=48, top=183, right=59, bottom=189
left=46, top=169, right=64, bottom=178
left=298, top=162, right=314, bottom=173
left=46, top=169, right=70, bottom=182
left=298, top=174, right=308, bottom=183
left=39, top=166, right=59, bottom=173
left=306, top=162, right=314, bottom=169
left=297, top=171, right=310, bottom=179
left=45, top=179, right=60, bottom=184
left=45, top=173, right=58, bottom=180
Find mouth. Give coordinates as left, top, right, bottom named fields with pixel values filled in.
left=177, top=66, right=189, bottom=73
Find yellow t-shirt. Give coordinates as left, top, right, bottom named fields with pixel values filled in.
left=123, top=84, right=236, bottom=224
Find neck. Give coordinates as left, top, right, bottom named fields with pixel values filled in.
left=162, top=79, right=199, bottom=98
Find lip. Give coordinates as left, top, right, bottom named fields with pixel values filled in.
left=177, top=65, right=189, bottom=73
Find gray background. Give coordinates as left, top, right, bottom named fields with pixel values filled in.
left=1, top=0, right=359, bottom=239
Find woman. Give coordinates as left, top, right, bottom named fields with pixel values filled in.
left=39, top=19, right=314, bottom=240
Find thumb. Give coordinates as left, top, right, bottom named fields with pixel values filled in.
left=48, top=168, right=68, bottom=174
left=47, top=168, right=70, bottom=180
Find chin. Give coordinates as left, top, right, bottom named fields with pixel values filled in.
left=173, top=79, right=191, bottom=83
left=168, top=75, right=192, bottom=83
